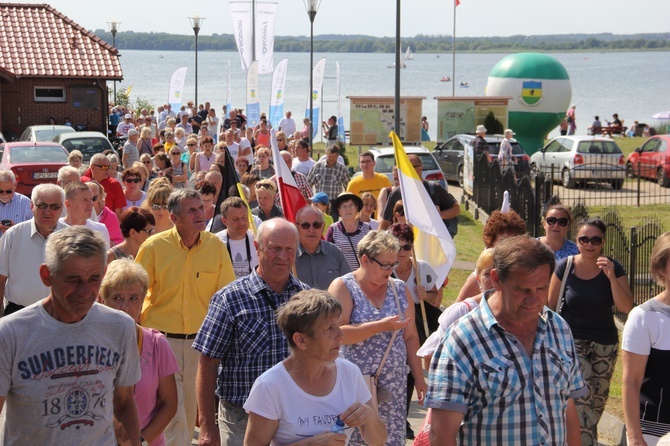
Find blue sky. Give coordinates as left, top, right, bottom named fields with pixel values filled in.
left=18, top=0, right=669, bottom=38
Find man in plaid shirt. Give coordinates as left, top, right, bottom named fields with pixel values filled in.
left=425, top=236, right=586, bottom=446
left=193, top=218, right=309, bottom=446
left=306, top=146, right=350, bottom=200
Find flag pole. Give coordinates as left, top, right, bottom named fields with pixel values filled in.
left=452, top=0, right=456, bottom=97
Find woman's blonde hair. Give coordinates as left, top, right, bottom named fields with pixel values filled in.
left=68, top=150, right=83, bottom=163
left=475, top=248, right=495, bottom=277
left=650, top=232, right=670, bottom=285
left=357, top=230, right=399, bottom=261
left=143, top=179, right=173, bottom=208
left=99, top=259, right=149, bottom=301
left=140, top=126, right=151, bottom=139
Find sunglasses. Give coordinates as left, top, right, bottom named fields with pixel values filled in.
left=399, top=244, right=413, bottom=252
left=0, top=189, right=14, bottom=194
left=139, top=227, right=155, bottom=235
left=298, top=221, right=324, bottom=230
left=170, top=152, right=181, bottom=156
left=124, top=178, right=141, bottom=184
left=578, top=236, right=604, bottom=246
left=143, top=160, right=152, bottom=164
left=93, top=164, right=111, bottom=171
left=187, top=143, right=196, bottom=147
left=151, top=204, right=169, bottom=211
left=34, top=202, right=63, bottom=211
left=546, top=217, right=569, bottom=227
left=369, top=257, right=399, bottom=271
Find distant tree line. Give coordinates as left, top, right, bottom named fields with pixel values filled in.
left=93, top=30, right=670, bottom=53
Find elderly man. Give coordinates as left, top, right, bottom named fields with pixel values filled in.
left=216, top=196, right=259, bottom=278
left=194, top=218, right=309, bottom=446
left=278, top=110, right=296, bottom=136
left=60, top=182, right=110, bottom=249
left=472, top=124, right=489, bottom=159
left=88, top=153, right=126, bottom=218
left=122, top=129, right=140, bottom=169
left=306, top=145, right=350, bottom=200
left=0, top=170, right=32, bottom=236
left=379, top=154, right=460, bottom=237
left=0, top=226, right=141, bottom=444
left=0, top=184, right=68, bottom=316
left=346, top=151, right=392, bottom=199
left=136, top=189, right=235, bottom=446
left=294, top=206, right=350, bottom=289
left=426, top=236, right=586, bottom=446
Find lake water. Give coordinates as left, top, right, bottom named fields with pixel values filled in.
left=115, top=50, right=670, bottom=141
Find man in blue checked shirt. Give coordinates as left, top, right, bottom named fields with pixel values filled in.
left=193, top=218, right=309, bottom=446
left=426, top=236, right=586, bottom=446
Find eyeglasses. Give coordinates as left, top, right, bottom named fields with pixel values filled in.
left=578, top=236, right=604, bottom=246
left=187, top=143, right=196, bottom=147
left=139, top=227, right=155, bottom=235
left=170, top=152, right=181, bottom=156
left=546, top=217, right=569, bottom=227
left=151, top=204, right=169, bottom=211
left=339, top=203, right=358, bottom=211
left=93, top=164, right=111, bottom=171
left=369, top=257, right=399, bottom=271
left=143, top=160, right=152, bottom=164
left=298, top=221, right=324, bottom=230
left=34, top=202, right=63, bottom=211
left=399, top=244, right=413, bottom=252
left=0, top=189, right=14, bottom=194
left=277, top=138, right=285, bottom=142
left=124, top=178, right=141, bottom=184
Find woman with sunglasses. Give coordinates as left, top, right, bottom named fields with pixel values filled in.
left=107, top=207, right=156, bottom=263
left=122, top=168, right=147, bottom=211
left=328, top=230, right=426, bottom=446
left=138, top=155, right=156, bottom=191
left=252, top=179, right=283, bottom=222
left=141, top=179, right=174, bottom=234
left=538, top=204, right=579, bottom=260
left=549, top=217, right=633, bottom=445
left=168, top=148, right=188, bottom=188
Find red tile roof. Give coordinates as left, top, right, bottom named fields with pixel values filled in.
left=0, top=3, right=122, bottom=80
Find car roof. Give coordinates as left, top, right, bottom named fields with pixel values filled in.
left=56, top=131, right=108, bottom=140
left=550, top=135, right=615, bottom=143
left=366, top=146, right=430, bottom=156
left=446, top=134, right=519, bottom=143
left=26, top=125, right=75, bottom=131
left=1, top=141, right=65, bottom=148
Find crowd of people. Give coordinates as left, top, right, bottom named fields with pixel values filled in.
left=0, top=100, right=667, bottom=446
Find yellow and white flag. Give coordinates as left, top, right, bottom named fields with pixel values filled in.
left=391, top=132, right=456, bottom=286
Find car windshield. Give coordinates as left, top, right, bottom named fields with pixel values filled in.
left=374, top=153, right=438, bottom=173
left=576, top=141, right=622, bottom=154
left=487, top=141, right=525, bottom=155
left=34, top=128, right=74, bottom=142
left=60, top=138, right=110, bottom=157
left=10, top=146, right=68, bottom=163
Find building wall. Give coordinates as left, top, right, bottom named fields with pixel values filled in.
left=1, top=77, right=109, bottom=138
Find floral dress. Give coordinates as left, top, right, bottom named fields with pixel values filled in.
left=339, top=273, right=409, bottom=445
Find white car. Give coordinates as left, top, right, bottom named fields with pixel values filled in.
left=530, top=136, right=626, bottom=189
left=20, top=125, right=75, bottom=142
left=351, top=145, right=446, bottom=188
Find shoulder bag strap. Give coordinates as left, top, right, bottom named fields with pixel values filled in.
left=340, top=221, right=361, bottom=268
left=557, top=255, right=573, bottom=314
left=372, top=279, right=403, bottom=380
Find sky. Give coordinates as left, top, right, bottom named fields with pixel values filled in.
left=17, top=0, right=669, bottom=39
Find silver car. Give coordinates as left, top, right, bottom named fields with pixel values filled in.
left=351, top=145, right=446, bottom=188
left=52, top=131, right=115, bottom=163
left=20, top=125, right=75, bottom=142
left=530, top=136, right=626, bottom=189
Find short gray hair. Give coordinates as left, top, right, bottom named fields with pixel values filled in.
left=107, top=153, right=120, bottom=164
left=167, top=188, right=202, bottom=215
left=58, top=165, right=80, bottom=183
left=357, top=230, right=399, bottom=261
left=90, top=153, right=108, bottom=165
left=32, top=183, right=65, bottom=203
left=295, top=205, right=323, bottom=223
left=0, top=169, right=17, bottom=184
left=44, top=226, right=107, bottom=275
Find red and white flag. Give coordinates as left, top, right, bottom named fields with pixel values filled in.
left=270, top=130, right=308, bottom=222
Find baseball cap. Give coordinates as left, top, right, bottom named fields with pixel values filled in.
left=310, top=192, right=329, bottom=205
left=124, top=114, right=132, bottom=119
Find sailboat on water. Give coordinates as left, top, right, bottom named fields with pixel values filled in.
left=404, top=46, right=414, bottom=60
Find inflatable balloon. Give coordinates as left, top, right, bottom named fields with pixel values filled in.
left=486, top=53, right=571, bottom=155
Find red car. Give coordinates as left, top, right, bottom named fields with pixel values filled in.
left=626, top=135, right=670, bottom=187
left=0, top=142, right=69, bottom=195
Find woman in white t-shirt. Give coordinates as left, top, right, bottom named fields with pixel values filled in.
left=244, top=290, right=387, bottom=446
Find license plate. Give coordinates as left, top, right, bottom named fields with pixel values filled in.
left=33, top=172, right=58, bottom=179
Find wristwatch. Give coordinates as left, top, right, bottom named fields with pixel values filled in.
left=140, top=437, right=149, bottom=446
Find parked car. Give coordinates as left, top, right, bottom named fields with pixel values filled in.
left=20, top=125, right=75, bottom=142
left=434, top=134, right=530, bottom=187
left=0, top=131, right=6, bottom=143
left=530, top=136, right=626, bottom=189
left=625, top=135, right=670, bottom=187
left=0, top=142, right=70, bottom=195
left=351, top=145, right=446, bottom=187
left=53, top=131, right=114, bottom=163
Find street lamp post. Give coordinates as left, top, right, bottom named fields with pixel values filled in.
left=304, top=0, right=321, bottom=158
left=188, top=15, right=206, bottom=107
left=107, top=20, right=121, bottom=105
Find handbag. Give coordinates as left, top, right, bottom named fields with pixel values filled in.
left=556, top=255, right=573, bottom=314
left=364, top=279, right=402, bottom=413
left=412, top=408, right=432, bottom=446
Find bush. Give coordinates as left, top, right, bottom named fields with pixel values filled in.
left=484, top=111, right=504, bottom=135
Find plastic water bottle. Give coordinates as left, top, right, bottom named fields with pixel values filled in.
left=331, top=417, right=346, bottom=434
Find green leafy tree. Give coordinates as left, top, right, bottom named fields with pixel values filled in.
left=484, top=112, right=504, bottom=135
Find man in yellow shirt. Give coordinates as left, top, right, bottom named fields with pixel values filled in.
left=346, top=151, right=392, bottom=200
left=136, top=188, right=234, bottom=446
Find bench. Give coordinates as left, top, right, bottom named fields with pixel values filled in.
left=588, top=124, right=627, bottom=137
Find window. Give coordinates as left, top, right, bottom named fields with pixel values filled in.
left=34, top=87, right=66, bottom=103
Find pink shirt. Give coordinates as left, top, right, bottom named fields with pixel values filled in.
left=135, top=328, right=179, bottom=446
left=98, top=206, right=124, bottom=246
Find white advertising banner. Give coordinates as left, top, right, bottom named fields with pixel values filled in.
left=305, top=57, right=327, bottom=140
left=268, top=58, right=288, bottom=127
left=229, top=1, right=253, bottom=71
left=167, top=67, right=188, bottom=110
left=255, top=1, right=278, bottom=75
left=246, top=61, right=260, bottom=128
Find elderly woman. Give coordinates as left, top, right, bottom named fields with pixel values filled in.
left=68, top=149, right=87, bottom=175
left=326, top=192, right=372, bottom=272
left=87, top=180, right=124, bottom=247
left=252, top=179, right=283, bottom=221
left=138, top=126, right=154, bottom=157
left=235, top=157, right=250, bottom=179
left=122, top=168, right=147, bottom=211
left=244, top=290, right=387, bottom=446
left=250, top=146, right=275, bottom=180
left=139, top=154, right=156, bottom=191
left=99, top=259, right=178, bottom=446
left=107, top=207, right=155, bottom=262
left=549, top=217, right=634, bottom=445
left=456, top=209, right=526, bottom=302
left=623, top=232, right=670, bottom=446
left=538, top=204, right=579, bottom=260
left=328, top=231, right=426, bottom=445
left=141, top=179, right=174, bottom=234
left=107, top=153, right=122, bottom=182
